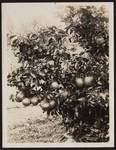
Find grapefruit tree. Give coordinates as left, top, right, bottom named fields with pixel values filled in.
left=7, top=5, right=109, bottom=142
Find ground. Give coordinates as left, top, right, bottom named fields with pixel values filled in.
left=7, top=98, right=74, bottom=143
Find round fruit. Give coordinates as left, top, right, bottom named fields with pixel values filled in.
left=84, top=76, right=94, bottom=87
left=31, top=97, right=39, bottom=106
left=49, top=100, right=56, bottom=109
left=16, top=91, right=24, bottom=102
left=50, top=81, right=59, bottom=89
left=40, top=99, right=47, bottom=106
left=22, top=98, right=31, bottom=106
left=75, top=78, right=84, bottom=88
left=95, top=37, right=105, bottom=44
left=40, top=101, right=50, bottom=111
left=61, top=90, right=69, bottom=98
left=102, top=14, right=109, bottom=23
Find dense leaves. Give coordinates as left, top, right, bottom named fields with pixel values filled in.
left=7, top=6, right=109, bottom=142
left=62, top=6, right=109, bottom=56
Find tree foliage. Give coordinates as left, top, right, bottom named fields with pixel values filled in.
left=62, top=6, right=109, bottom=56
left=7, top=5, right=109, bottom=142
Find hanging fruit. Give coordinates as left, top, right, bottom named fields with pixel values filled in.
left=30, top=97, right=39, bottom=106
left=75, top=77, right=84, bottom=88
left=22, top=98, right=31, bottom=106
left=50, top=81, right=59, bottom=89
left=84, top=76, right=94, bottom=87
left=16, top=91, right=25, bottom=102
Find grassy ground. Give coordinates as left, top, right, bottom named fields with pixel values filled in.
left=6, top=86, right=75, bottom=143
left=7, top=101, right=69, bottom=143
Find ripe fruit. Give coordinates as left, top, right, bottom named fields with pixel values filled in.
left=16, top=91, right=24, bottom=102
left=75, top=78, right=84, bottom=88
left=50, top=81, right=59, bottom=89
left=40, top=100, right=46, bottom=106
left=95, top=37, right=105, bottom=44
left=22, top=98, right=31, bottom=106
left=40, top=100, right=50, bottom=111
left=102, top=14, right=109, bottom=23
left=49, top=100, right=56, bottom=109
left=31, top=97, right=39, bottom=105
left=84, top=76, right=94, bottom=87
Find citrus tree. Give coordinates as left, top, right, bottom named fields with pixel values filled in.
left=59, top=5, right=109, bottom=142
left=7, top=5, right=109, bottom=142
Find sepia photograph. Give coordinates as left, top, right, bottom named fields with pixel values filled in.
left=2, top=2, right=114, bottom=148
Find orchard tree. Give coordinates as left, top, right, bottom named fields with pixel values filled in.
left=7, top=5, right=109, bottom=142
left=60, top=5, right=109, bottom=142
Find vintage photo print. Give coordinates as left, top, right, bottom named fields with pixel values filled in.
left=2, top=2, right=114, bottom=148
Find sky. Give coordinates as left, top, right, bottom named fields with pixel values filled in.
left=2, top=2, right=110, bottom=35
left=3, top=3, right=65, bottom=34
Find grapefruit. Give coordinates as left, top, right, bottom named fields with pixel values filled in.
left=40, top=101, right=51, bottom=111
left=31, top=97, right=39, bottom=105
left=84, top=76, right=94, bottom=87
left=95, top=37, right=105, bottom=44
left=16, top=91, right=24, bottom=102
left=49, top=100, right=56, bottom=109
left=50, top=81, right=59, bottom=89
left=22, top=98, right=31, bottom=106
left=75, top=78, right=84, bottom=88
